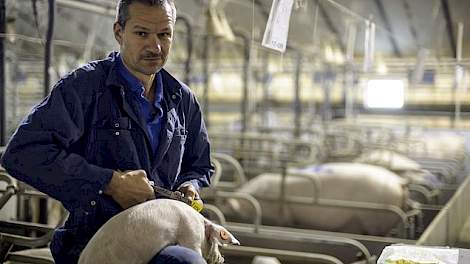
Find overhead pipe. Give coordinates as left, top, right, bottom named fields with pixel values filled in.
left=402, top=0, right=419, bottom=52
left=454, top=22, right=464, bottom=127
left=0, top=0, right=5, bottom=146
left=293, top=51, right=302, bottom=138
left=374, top=0, right=401, bottom=57
left=315, top=0, right=346, bottom=53
left=260, top=52, right=271, bottom=128
left=363, top=20, right=375, bottom=73
left=441, top=0, right=457, bottom=58
left=176, top=15, right=194, bottom=86
left=233, top=30, right=250, bottom=134
left=44, top=0, right=56, bottom=97
left=345, top=23, right=357, bottom=120
left=202, top=34, right=210, bottom=127
left=322, top=64, right=333, bottom=122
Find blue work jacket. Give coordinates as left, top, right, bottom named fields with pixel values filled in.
left=0, top=52, right=213, bottom=263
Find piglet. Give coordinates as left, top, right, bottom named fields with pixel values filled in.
left=79, top=199, right=239, bottom=264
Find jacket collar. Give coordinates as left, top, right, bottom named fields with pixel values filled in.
left=104, top=51, right=122, bottom=88
left=104, top=51, right=183, bottom=97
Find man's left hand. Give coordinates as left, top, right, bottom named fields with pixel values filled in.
left=177, top=183, right=199, bottom=202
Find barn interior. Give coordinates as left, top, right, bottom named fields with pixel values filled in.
left=2, top=0, right=470, bottom=263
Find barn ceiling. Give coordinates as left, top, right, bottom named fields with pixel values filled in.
left=6, top=0, right=470, bottom=61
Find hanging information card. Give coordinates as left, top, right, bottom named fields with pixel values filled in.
left=262, top=0, right=295, bottom=53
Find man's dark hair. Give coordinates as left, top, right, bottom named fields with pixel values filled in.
left=116, top=0, right=176, bottom=28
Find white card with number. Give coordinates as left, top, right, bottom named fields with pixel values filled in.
left=262, top=0, right=295, bottom=53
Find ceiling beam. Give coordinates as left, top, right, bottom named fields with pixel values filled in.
left=374, top=0, right=402, bottom=57
left=440, top=0, right=457, bottom=58
left=253, top=0, right=269, bottom=20
left=402, top=0, right=419, bottom=50
left=315, top=0, right=346, bottom=53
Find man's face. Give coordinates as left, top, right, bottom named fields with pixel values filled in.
left=114, top=2, right=174, bottom=78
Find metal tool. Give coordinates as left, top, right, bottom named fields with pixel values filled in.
left=149, top=181, right=203, bottom=212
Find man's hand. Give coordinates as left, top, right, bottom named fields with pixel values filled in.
left=177, top=183, right=200, bottom=203
left=104, top=170, right=155, bottom=209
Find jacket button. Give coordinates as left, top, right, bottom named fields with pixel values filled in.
left=98, top=190, right=103, bottom=195
left=115, top=131, right=120, bottom=136
left=90, top=200, right=96, bottom=206
left=114, top=123, right=119, bottom=128
left=171, top=94, right=177, bottom=99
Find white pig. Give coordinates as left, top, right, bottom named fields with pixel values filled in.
left=79, top=199, right=239, bottom=264
left=355, top=149, right=443, bottom=189
left=227, top=163, right=408, bottom=236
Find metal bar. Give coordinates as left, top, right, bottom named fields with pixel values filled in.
left=202, top=204, right=226, bottom=226
left=202, top=35, right=210, bottom=127
left=211, top=152, right=247, bottom=187
left=0, top=220, right=55, bottom=233
left=322, top=65, right=333, bottom=121
left=221, top=245, right=344, bottom=264
left=0, top=0, right=5, bottom=146
left=363, top=20, right=371, bottom=72
left=227, top=223, right=374, bottom=263
left=369, top=22, right=376, bottom=69
left=402, top=0, right=419, bottom=51
left=234, top=30, right=250, bottom=134
left=293, top=51, right=302, bottom=138
left=209, top=158, right=222, bottom=187
left=454, top=21, right=464, bottom=127
left=0, top=187, right=15, bottom=209
left=176, top=15, right=193, bottom=86
left=6, top=253, right=54, bottom=264
left=457, top=22, right=464, bottom=62
left=0, top=233, right=53, bottom=248
left=215, top=191, right=262, bottom=233
left=374, top=0, right=401, bottom=57
left=345, top=23, right=356, bottom=120
left=279, top=162, right=287, bottom=226
left=440, top=0, right=457, bottom=58
left=56, top=0, right=115, bottom=17
left=44, top=0, right=55, bottom=98
left=260, top=52, right=270, bottom=127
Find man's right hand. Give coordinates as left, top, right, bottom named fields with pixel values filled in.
left=104, top=170, right=155, bottom=209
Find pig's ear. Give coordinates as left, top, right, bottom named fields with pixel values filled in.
left=205, top=219, right=240, bottom=246
left=218, top=227, right=240, bottom=246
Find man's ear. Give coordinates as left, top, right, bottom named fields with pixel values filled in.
left=113, top=22, right=123, bottom=45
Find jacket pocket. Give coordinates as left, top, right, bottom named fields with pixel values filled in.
left=166, top=129, right=187, bottom=183
left=88, top=127, right=140, bottom=170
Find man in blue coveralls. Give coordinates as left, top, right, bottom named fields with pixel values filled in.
left=1, top=0, right=213, bottom=263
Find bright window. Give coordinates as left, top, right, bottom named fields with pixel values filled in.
left=364, top=79, right=405, bottom=109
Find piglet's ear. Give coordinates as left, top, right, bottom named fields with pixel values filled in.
left=220, top=230, right=230, bottom=240
left=204, top=218, right=240, bottom=246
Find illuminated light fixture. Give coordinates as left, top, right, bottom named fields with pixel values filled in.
left=376, top=62, right=388, bottom=74
left=324, top=46, right=334, bottom=63
left=210, top=72, right=224, bottom=93
left=364, top=79, right=404, bottom=109
left=334, top=49, right=345, bottom=64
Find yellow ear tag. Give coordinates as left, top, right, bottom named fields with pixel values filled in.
left=220, top=230, right=229, bottom=240
left=191, top=200, right=203, bottom=212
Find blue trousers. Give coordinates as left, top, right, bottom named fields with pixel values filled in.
left=149, top=245, right=207, bottom=264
